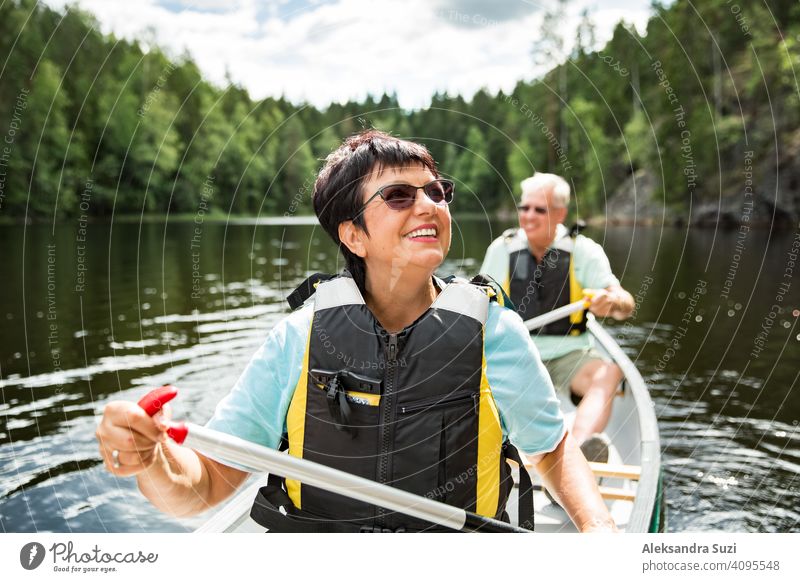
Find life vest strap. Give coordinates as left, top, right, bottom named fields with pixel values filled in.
left=568, top=220, right=587, bottom=237
left=250, top=475, right=421, bottom=533
left=470, top=273, right=515, bottom=310
left=502, top=442, right=535, bottom=531
left=251, top=479, right=369, bottom=532
left=296, top=272, right=501, bottom=321
left=286, top=272, right=338, bottom=310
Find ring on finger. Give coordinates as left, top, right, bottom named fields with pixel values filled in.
left=111, top=449, right=121, bottom=469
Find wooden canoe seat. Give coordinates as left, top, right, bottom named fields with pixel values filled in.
left=597, top=485, right=636, bottom=502
left=587, top=461, right=641, bottom=481
left=511, top=460, right=642, bottom=481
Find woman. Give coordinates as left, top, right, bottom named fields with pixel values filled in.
left=96, top=130, right=616, bottom=532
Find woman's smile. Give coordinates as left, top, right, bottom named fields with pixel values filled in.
left=403, top=223, right=439, bottom=242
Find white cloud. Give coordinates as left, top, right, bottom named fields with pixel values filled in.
left=48, top=0, right=655, bottom=109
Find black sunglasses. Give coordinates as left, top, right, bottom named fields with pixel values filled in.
left=517, top=204, right=549, bottom=215
left=363, top=179, right=455, bottom=212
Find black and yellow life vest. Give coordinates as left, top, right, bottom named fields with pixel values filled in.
left=503, top=228, right=586, bottom=336
left=250, top=272, right=533, bottom=532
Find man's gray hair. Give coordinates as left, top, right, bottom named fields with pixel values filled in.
left=520, top=173, right=570, bottom=208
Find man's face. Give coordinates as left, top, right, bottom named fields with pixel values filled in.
left=517, top=187, right=567, bottom=250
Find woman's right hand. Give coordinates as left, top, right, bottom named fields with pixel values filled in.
left=96, top=401, right=171, bottom=477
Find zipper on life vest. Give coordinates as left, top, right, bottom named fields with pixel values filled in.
left=398, top=392, right=478, bottom=415
left=376, top=332, right=399, bottom=527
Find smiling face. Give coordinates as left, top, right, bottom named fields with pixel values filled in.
left=518, top=185, right=568, bottom=253
left=338, top=164, right=452, bottom=286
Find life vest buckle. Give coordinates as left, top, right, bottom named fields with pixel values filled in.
left=323, top=373, right=357, bottom=438
left=325, top=375, right=342, bottom=402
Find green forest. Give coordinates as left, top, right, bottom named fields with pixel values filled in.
left=0, top=0, right=798, bottom=223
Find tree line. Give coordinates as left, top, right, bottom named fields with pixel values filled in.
left=0, top=0, right=797, bottom=221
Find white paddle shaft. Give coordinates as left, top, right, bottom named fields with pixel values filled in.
left=184, top=423, right=475, bottom=531
left=524, top=299, right=588, bottom=331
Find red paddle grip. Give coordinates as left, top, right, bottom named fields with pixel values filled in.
left=137, top=385, right=178, bottom=416
left=167, top=423, right=188, bottom=444
left=136, top=385, right=188, bottom=444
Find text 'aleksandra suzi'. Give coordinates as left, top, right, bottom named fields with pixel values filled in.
left=642, top=542, right=737, bottom=554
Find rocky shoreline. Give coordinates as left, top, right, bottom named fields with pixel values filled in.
left=604, top=168, right=798, bottom=229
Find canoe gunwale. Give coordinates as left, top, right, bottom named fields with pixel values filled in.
left=586, top=315, right=662, bottom=533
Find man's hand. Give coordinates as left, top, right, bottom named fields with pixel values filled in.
left=585, top=285, right=634, bottom=320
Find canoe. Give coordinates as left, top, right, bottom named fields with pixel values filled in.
left=195, top=314, right=664, bottom=533
left=521, top=314, right=666, bottom=533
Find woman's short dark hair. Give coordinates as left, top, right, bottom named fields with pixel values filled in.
left=313, top=130, right=439, bottom=293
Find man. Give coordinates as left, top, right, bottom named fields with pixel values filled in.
left=481, top=173, right=635, bottom=464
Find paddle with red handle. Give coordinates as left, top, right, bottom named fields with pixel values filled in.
left=136, top=386, right=530, bottom=533
left=136, top=385, right=188, bottom=443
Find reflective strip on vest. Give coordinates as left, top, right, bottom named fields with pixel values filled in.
left=286, top=326, right=313, bottom=509
left=569, top=254, right=585, bottom=333
left=476, top=329, right=503, bottom=517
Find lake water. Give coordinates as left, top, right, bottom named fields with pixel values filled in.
left=1, top=219, right=798, bottom=532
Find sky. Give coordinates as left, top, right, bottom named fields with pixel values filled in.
left=44, top=0, right=657, bottom=109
